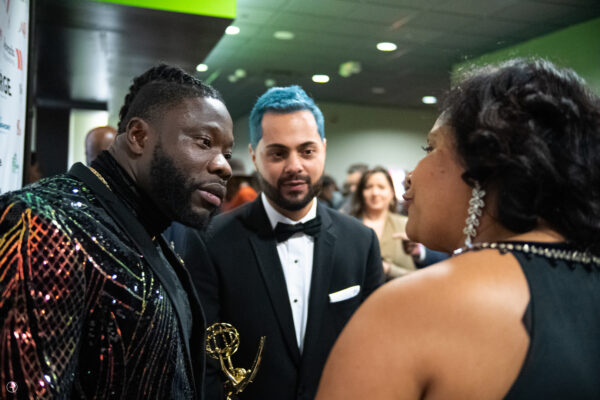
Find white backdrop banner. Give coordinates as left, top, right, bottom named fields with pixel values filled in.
left=0, top=0, right=29, bottom=194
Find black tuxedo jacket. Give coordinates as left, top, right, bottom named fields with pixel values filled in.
left=182, top=197, right=384, bottom=400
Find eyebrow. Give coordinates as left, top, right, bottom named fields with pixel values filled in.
left=427, top=130, right=438, bottom=143
left=265, top=141, right=319, bottom=150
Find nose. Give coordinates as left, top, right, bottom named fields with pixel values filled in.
left=284, top=151, right=303, bottom=175
left=208, top=153, right=232, bottom=181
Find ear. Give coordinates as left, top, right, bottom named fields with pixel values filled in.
left=248, top=143, right=257, bottom=166
left=125, top=118, right=152, bottom=156
left=322, top=138, right=327, bottom=151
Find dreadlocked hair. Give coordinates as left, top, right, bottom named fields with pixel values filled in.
left=117, top=64, right=223, bottom=133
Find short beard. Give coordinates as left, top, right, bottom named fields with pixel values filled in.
left=258, top=171, right=322, bottom=211
left=149, top=142, right=217, bottom=229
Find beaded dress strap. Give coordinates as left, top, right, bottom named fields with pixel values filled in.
left=453, top=241, right=600, bottom=266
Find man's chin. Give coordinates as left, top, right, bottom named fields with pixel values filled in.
left=175, top=207, right=216, bottom=230
left=277, top=195, right=313, bottom=211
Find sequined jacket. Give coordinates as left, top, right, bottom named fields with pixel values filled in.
left=0, top=164, right=206, bottom=400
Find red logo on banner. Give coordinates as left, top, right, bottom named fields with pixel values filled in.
left=16, top=48, right=22, bottom=70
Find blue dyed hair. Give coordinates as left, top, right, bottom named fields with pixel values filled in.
left=249, top=85, right=325, bottom=148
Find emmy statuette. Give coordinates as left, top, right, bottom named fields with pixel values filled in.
left=206, top=322, right=266, bottom=400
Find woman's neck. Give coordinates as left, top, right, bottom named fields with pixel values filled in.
left=363, top=208, right=388, bottom=222
left=471, top=219, right=565, bottom=247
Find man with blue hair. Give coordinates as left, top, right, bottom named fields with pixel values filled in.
left=182, top=85, right=384, bottom=399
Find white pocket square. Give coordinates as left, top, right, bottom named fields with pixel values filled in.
left=329, top=285, right=361, bottom=303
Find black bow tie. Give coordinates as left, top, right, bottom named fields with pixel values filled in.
left=273, top=216, right=321, bottom=243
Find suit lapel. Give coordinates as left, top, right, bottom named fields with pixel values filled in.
left=245, top=198, right=301, bottom=365
left=68, top=163, right=200, bottom=391
left=157, top=236, right=206, bottom=395
left=301, top=203, right=336, bottom=360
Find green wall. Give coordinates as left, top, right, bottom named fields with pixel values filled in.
left=455, top=17, right=600, bottom=94
left=93, top=0, right=236, bottom=19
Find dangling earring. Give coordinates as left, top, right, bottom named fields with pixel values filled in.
left=463, top=181, right=485, bottom=247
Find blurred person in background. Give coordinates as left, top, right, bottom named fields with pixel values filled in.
left=85, top=125, right=117, bottom=165
left=318, top=174, right=344, bottom=208
left=25, top=152, right=43, bottom=184
left=317, top=59, right=600, bottom=399
left=351, top=166, right=415, bottom=280
left=222, top=157, right=258, bottom=212
left=339, top=163, right=368, bottom=213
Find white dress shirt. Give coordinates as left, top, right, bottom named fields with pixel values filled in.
left=261, top=192, right=317, bottom=352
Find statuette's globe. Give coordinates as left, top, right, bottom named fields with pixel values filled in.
left=206, top=322, right=240, bottom=358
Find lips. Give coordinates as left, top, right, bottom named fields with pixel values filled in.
left=402, top=193, right=413, bottom=210
left=280, top=178, right=309, bottom=193
left=283, top=180, right=306, bottom=188
left=197, top=183, right=226, bottom=207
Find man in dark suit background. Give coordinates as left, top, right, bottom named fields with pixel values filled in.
left=182, top=85, right=384, bottom=399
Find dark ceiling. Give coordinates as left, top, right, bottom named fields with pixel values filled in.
left=34, top=0, right=600, bottom=122
left=34, top=0, right=232, bottom=113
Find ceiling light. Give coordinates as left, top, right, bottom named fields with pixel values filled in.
left=422, top=96, right=437, bottom=104
left=265, top=79, right=276, bottom=87
left=234, top=69, right=246, bottom=78
left=312, top=74, right=330, bottom=83
left=228, top=75, right=238, bottom=83
left=372, top=87, right=385, bottom=94
left=225, top=25, right=240, bottom=35
left=196, top=64, right=208, bottom=72
left=376, top=42, right=397, bottom=51
left=274, top=31, right=294, bottom=40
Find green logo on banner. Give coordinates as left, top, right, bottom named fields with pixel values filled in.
left=12, top=153, right=19, bottom=173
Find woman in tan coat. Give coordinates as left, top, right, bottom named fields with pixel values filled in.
left=351, top=166, right=415, bottom=280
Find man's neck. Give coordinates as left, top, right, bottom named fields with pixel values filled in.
left=108, top=143, right=138, bottom=185
left=266, top=196, right=314, bottom=222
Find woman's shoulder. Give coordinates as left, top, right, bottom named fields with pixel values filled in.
left=361, top=249, right=528, bottom=393
left=318, top=249, right=531, bottom=399
left=371, top=249, right=528, bottom=349
left=382, top=248, right=527, bottom=304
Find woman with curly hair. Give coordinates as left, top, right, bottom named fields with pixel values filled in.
left=316, top=59, right=600, bottom=399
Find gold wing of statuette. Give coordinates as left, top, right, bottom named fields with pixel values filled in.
left=234, top=336, right=266, bottom=394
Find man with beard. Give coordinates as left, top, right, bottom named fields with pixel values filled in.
left=0, top=64, right=233, bottom=399
left=182, top=85, right=384, bottom=400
